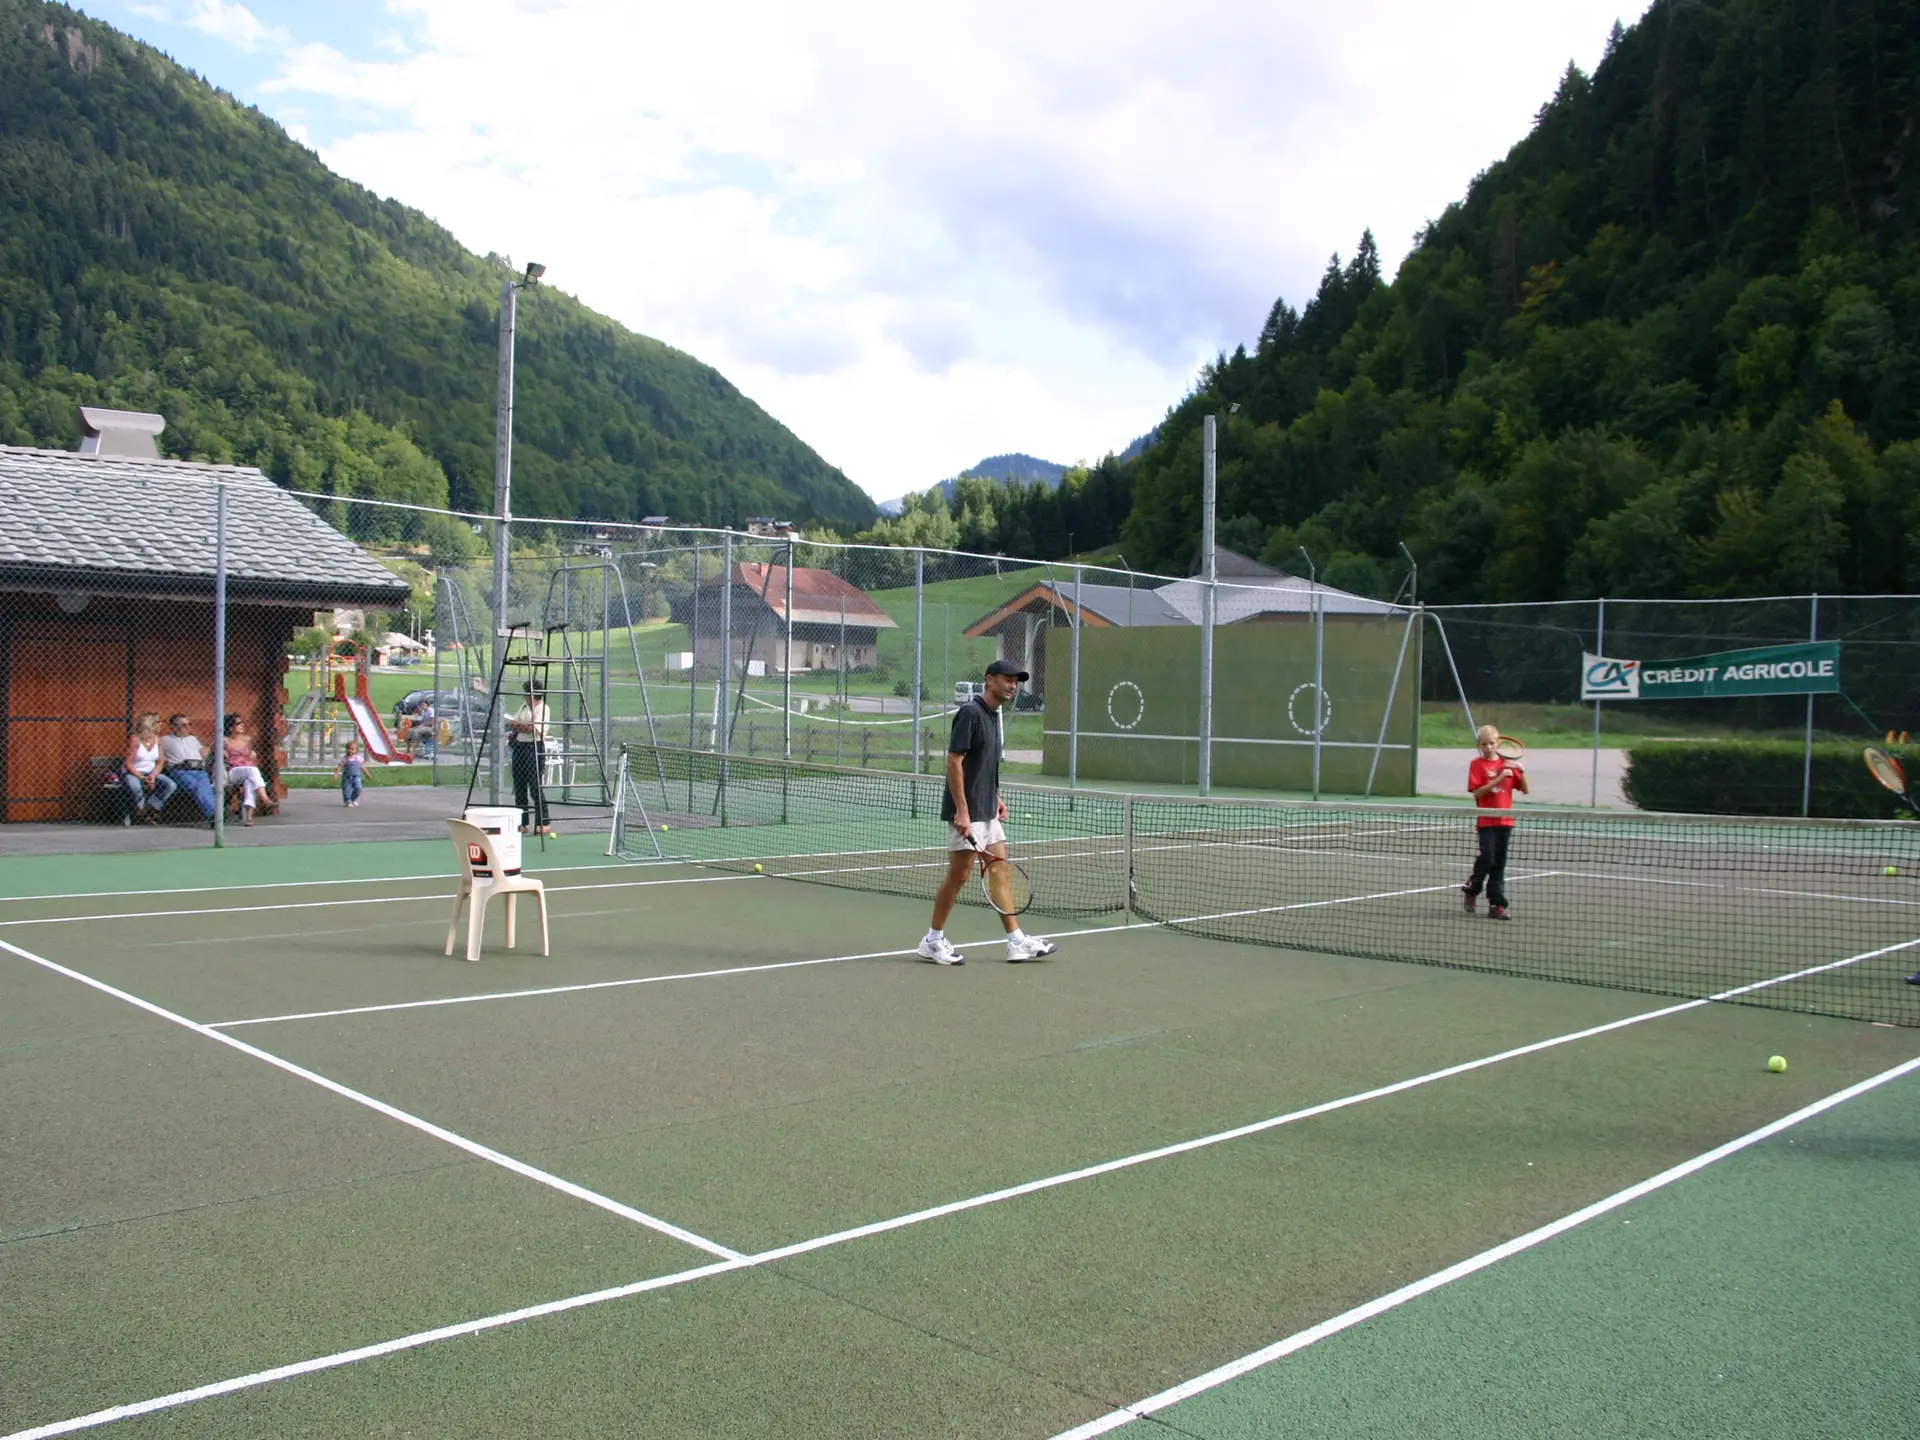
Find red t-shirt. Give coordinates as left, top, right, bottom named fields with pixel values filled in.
left=1468, top=756, right=1517, bottom=828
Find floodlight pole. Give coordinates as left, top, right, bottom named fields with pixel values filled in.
left=489, top=276, right=517, bottom=804
left=490, top=263, right=543, bottom=804
left=1198, top=415, right=1218, bottom=796
left=212, top=483, right=227, bottom=848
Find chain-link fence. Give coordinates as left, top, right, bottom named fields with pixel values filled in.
left=7, top=455, right=1920, bottom=838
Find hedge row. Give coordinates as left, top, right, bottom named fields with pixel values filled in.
left=1623, top=741, right=1917, bottom=819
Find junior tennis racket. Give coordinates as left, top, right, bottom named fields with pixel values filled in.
left=1494, top=735, right=1526, bottom=761
left=1863, top=746, right=1917, bottom=816
left=969, top=838, right=1035, bottom=916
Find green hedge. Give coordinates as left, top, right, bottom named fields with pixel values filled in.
left=1623, top=741, right=1917, bottom=819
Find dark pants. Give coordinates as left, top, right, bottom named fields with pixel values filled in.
left=511, top=742, right=548, bottom=831
left=1466, top=825, right=1512, bottom=908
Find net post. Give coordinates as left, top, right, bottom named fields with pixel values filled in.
left=912, top=547, right=924, bottom=806
left=1122, top=793, right=1134, bottom=925
left=607, top=741, right=626, bottom=856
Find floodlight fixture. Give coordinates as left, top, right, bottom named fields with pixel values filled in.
left=524, top=262, right=546, bottom=283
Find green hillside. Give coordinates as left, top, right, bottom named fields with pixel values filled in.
left=1121, top=0, right=1920, bottom=601
left=0, top=0, right=876, bottom=535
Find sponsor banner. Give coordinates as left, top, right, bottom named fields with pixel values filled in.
left=1581, top=642, right=1839, bottom=700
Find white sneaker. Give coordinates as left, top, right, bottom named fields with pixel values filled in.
left=916, top=934, right=964, bottom=966
left=1006, top=934, right=1057, bottom=963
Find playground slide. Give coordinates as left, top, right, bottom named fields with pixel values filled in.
left=333, top=676, right=412, bottom=764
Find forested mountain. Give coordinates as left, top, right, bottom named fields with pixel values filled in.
left=1123, top=0, right=1920, bottom=602
left=0, top=0, right=876, bottom=541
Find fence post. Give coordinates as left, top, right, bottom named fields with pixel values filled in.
left=1311, top=576, right=1324, bottom=801
left=431, top=577, right=443, bottom=787
left=1198, top=414, right=1217, bottom=796
left=719, top=532, right=733, bottom=755
left=1591, top=596, right=1605, bottom=807
left=1069, top=563, right=1083, bottom=789
left=212, top=483, right=227, bottom=849
left=912, top=548, right=924, bottom=802
left=1802, top=591, right=1819, bottom=817
left=784, top=535, right=795, bottom=760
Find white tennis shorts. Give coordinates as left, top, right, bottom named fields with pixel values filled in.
left=947, top=818, right=1007, bottom=852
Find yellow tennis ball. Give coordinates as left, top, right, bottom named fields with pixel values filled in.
left=1023, top=812, right=1031, bottom=820
left=660, top=824, right=669, bottom=832
left=1885, top=866, right=1899, bottom=877
left=753, top=863, right=763, bottom=873
left=1767, top=1055, right=1787, bottom=1073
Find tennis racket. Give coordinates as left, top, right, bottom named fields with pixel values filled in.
left=1493, top=735, right=1526, bottom=761
left=969, top=838, right=1035, bottom=916
left=1863, top=746, right=1917, bottom=816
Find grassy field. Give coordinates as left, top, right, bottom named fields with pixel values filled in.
left=1419, top=702, right=1875, bottom=749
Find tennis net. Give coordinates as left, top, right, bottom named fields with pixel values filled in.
left=612, top=744, right=1920, bottom=1026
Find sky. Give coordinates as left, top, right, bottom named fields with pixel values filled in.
left=96, top=0, right=1630, bottom=502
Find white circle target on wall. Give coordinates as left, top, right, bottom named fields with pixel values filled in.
left=1288, top=682, right=1332, bottom=736
left=1107, top=680, right=1145, bottom=730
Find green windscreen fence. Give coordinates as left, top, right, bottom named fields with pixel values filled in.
left=1044, top=613, right=1421, bottom=793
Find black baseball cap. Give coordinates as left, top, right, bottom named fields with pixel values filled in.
left=985, top=660, right=1029, bottom=681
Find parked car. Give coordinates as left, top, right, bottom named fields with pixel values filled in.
left=953, top=681, right=983, bottom=705
left=393, top=689, right=484, bottom=736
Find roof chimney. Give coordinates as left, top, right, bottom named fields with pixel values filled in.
left=76, top=407, right=166, bottom=458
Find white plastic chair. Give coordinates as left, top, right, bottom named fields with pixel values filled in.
left=445, top=818, right=549, bottom=963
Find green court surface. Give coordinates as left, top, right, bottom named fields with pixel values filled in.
left=3, top=838, right=1918, bottom=1438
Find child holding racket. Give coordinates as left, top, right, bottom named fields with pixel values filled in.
left=1463, top=725, right=1529, bottom=920
left=917, top=660, right=1057, bottom=966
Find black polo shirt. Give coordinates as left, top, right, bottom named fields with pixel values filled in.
left=940, top=696, right=1002, bottom=823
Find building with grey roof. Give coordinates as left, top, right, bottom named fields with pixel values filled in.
left=1, top=422, right=413, bottom=822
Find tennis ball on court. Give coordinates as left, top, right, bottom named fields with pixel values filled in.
left=1768, top=1055, right=1788, bottom=1073
left=1885, top=866, right=1899, bottom=877
left=1023, top=812, right=1031, bottom=819
left=660, top=824, right=669, bottom=832
left=753, top=863, right=763, bottom=873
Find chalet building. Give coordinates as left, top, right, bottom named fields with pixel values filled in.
left=670, top=563, right=898, bottom=675
left=0, top=410, right=412, bottom=821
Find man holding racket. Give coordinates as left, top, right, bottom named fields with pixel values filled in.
left=918, top=660, right=1057, bottom=965
left=1463, top=724, right=1529, bottom=920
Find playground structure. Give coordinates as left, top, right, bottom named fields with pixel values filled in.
left=282, top=643, right=415, bottom=771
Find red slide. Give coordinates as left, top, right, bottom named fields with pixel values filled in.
left=333, top=674, right=413, bottom=764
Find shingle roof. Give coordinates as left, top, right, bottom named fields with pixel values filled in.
left=0, top=446, right=413, bottom=606
left=1041, top=581, right=1190, bottom=626
left=728, top=563, right=899, bottom=629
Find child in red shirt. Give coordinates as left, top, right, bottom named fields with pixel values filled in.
left=1463, top=725, right=1528, bottom=919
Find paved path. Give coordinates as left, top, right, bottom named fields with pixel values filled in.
left=1419, top=747, right=1631, bottom=808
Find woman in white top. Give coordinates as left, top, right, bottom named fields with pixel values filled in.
left=121, top=711, right=177, bottom=824
left=507, top=682, right=553, bottom=836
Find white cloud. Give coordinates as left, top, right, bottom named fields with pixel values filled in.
left=221, top=0, right=1627, bottom=497
left=181, top=0, right=287, bottom=51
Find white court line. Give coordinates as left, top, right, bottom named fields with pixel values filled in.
left=12, top=936, right=1915, bottom=1440
left=1047, top=1050, right=1920, bottom=1439
left=0, top=938, right=740, bottom=1262
left=207, top=878, right=1481, bottom=1029
left=0, top=872, right=759, bottom=929
left=0, top=860, right=656, bottom=905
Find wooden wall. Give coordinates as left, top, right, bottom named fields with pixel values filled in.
left=0, top=593, right=298, bottom=822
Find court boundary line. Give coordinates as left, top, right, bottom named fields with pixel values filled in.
left=204, top=878, right=1488, bottom=1029
left=1046, top=1049, right=1920, bottom=1438
left=9, top=933, right=1915, bottom=1440
left=0, top=938, right=741, bottom=1262
left=0, top=860, right=655, bottom=905
left=0, top=872, right=759, bottom=929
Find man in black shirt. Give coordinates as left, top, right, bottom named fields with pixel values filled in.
left=918, top=660, right=1058, bottom=965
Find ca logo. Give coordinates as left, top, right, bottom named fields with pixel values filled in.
left=1583, top=658, right=1639, bottom=698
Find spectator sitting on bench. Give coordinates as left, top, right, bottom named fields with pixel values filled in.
left=161, top=713, right=217, bottom=824
left=122, top=711, right=176, bottom=825
left=222, top=713, right=270, bottom=827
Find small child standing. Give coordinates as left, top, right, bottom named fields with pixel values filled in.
left=336, top=741, right=364, bottom=808
left=1463, top=724, right=1528, bottom=919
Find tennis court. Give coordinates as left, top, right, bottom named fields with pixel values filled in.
left=5, top=786, right=1920, bottom=1437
